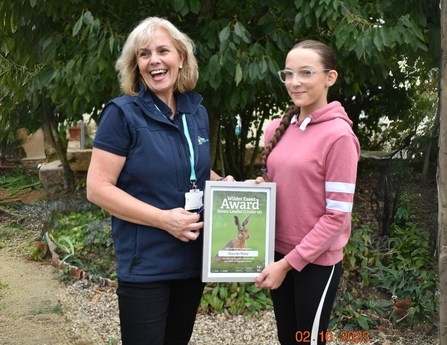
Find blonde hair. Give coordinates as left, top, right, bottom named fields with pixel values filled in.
left=115, top=17, right=198, bottom=95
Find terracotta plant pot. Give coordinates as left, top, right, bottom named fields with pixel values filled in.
left=68, top=126, right=81, bottom=140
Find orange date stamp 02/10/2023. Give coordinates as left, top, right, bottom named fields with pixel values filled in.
left=295, top=330, right=371, bottom=343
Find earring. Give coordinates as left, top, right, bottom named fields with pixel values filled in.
left=179, top=65, right=183, bottom=69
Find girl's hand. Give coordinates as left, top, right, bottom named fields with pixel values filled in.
left=244, top=176, right=265, bottom=183
left=255, top=259, right=292, bottom=290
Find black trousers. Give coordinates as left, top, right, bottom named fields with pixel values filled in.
left=116, top=277, right=205, bottom=345
left=270, top=252, right=342, bottom=345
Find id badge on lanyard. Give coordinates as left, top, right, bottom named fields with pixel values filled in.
left=185, top=187, right=203, bottom=211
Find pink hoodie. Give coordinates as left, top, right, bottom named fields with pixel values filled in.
left=264, top=101, right=360, bottom=271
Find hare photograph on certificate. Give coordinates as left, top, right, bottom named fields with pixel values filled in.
left=202, top=181, right=276, bottom=282
left=214, top=215, right=251, bottom=264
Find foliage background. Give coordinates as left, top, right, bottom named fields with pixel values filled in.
left=0, top=0, right=441, bottom=184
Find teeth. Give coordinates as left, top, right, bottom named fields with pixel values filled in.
left=150, top=69, right=167, bottom=75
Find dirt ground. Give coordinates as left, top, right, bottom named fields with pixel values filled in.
left=0, top=190, right=97, bottom=345
left=0, top=252, right=89, bottom=345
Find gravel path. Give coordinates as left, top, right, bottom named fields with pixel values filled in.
left=58, top=279, right=439, bottom=345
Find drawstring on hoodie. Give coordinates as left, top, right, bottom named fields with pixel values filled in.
left=299, top=116, right=312, bottom=131
left=291, top=114, right=312, bottom=130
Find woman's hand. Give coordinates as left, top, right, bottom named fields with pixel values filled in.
left=245, top=176, right=265, bottom=183
left=255, top=259, right=292, bottom=290
left=210, top=170, right=235, bottom=182
left=161, top=208, right=204, bottom=242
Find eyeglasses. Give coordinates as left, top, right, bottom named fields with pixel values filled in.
left=277, top=69, right=331, bottom=83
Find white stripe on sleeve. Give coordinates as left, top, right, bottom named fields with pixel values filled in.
left=325, top=181, right=356, bottom=194
left=326, top=198, right=353, bottom=213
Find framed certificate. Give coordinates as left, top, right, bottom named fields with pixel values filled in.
left=202, top=181, right=276, bottom=282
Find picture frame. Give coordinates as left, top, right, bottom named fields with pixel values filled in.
left=202, top=181, right=276, bottom=282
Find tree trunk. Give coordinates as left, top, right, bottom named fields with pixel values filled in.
left=42, top=115, right=76, bottom=191
left=439, top=0, right=447, bottom=343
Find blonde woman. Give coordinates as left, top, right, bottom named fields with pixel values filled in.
left=87, top=17, right=229, bottom=345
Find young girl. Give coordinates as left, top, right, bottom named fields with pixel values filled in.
left=255, top=40, right=361, bottom=345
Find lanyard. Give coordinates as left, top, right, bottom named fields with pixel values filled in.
left=154, top=104, right=197, bottom=188
left=181, top=114, right=197, bottom=187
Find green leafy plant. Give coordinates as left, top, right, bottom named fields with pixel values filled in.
left=200, top=282, right=272, bottom=318
left=342, top=220, right=381, bottom=288
left=372, top=212, right=438, bottom=326
left=49, top=233, right=75, bottom=263
left=331, top=289, right=394, bottom=331
left=49, top=208, right=116, bottom=280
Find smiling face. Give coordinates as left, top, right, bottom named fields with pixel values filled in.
left=284, top=47, right=337, bottom=118
left=136, top=28, right=185, bottom=103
